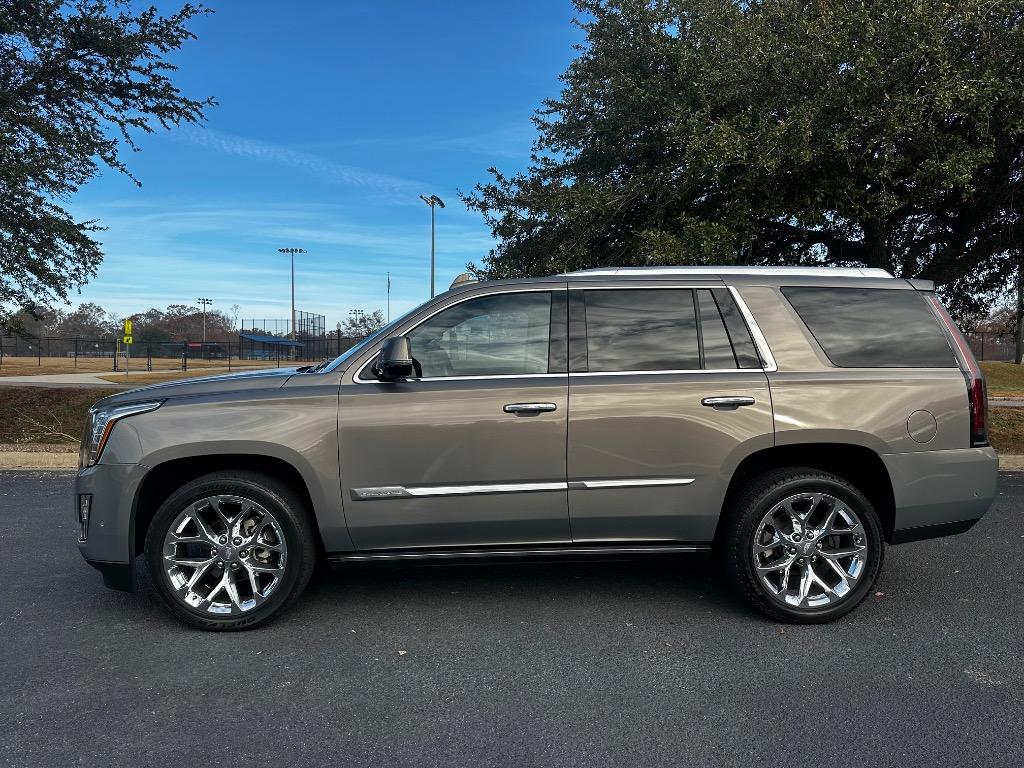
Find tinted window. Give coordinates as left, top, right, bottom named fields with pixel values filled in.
left=713, top=288, right=762, bottom=368
left=697, top=289, right=737, bottom=369
left=408, top=292, right=552, bottom=377
left=782, top=287, right=956, bottom=368
left=584, top=289, right=700, bottom=372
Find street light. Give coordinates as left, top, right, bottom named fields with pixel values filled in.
left=277, top=248, right=306, bottom=340
left=197, top=298, right=213, bottom=346
left=419, top=194, right=445, bottom=298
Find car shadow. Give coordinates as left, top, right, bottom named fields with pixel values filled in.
left=298, top=553, right=753, bottom=621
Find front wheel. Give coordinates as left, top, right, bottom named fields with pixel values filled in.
left=144, top=471, right=316, bottom=630
left=721, top=468, right=884, bottom=623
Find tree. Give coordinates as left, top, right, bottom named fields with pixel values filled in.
left=52, top=302, right=116, bottom=337
left=464, top=0, right=1024, bottom=319
left=0, top=0, right=214, bottom=333
left=339, top=310, right=385, bottom=337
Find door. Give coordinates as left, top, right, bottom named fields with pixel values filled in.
left=339, top=287, right=571, bottom=550
left=567, top=284, right=774, bottom=543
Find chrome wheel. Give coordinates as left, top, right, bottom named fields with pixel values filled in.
left=752, top=492, right=867, bottom=609
left=162, top=494, right=288, bottom=615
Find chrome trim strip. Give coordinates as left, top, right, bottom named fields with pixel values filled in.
left=351, top=481, right=566, bottom=500
left=568, top=478, right=694, bottom=489
left=352, top=477, right=696, bottom=500
left=329, top=544, right=712, bottom=562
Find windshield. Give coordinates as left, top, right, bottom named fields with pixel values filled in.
left=319, top=308, right=419, bottom=373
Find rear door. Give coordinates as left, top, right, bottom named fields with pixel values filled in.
left=566, top=281, right=774, bottom=543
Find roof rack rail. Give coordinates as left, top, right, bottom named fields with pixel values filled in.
left=562, top=266, right=894, bottom=278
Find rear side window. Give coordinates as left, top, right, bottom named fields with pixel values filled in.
left=583, top=289, right=700, bottom=372
left=782, top=287, right=957, bottom=368
left=574, top=288, right=764, bottom=372
left=704, top=288, right=762, bottom=369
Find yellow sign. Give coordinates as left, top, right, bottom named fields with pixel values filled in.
left=123, top=318, right=133, bottom=345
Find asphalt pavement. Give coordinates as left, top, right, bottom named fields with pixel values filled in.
left=2, top=470, right=1023, bottom=768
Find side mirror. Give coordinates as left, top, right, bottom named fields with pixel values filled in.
left=375, top=336, right=414, bottom=381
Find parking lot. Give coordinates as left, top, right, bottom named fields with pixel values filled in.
left=2, top=470, right=1023, bottom=767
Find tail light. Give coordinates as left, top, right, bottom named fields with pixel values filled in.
left=925, top=295, right=988, bottom=447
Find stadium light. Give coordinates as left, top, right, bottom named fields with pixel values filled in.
left=277, top=248, right=306, bottom=340
left=197, top=297, right=213, bottom=345
left=419, top=194, right=445, bottom=298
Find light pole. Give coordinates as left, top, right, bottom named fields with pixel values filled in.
left=197, top=298, right=213, bottom=348
left=419, top=194, right=445, bottom=297
left=348, top=309, right=365, bottom=337
left=277, top=248, right=305, bottom=340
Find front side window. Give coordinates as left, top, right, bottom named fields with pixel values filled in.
left=407, top=292, right=552, bottom=378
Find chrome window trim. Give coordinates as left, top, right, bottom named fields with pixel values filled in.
left=352, top=285, right=565, bottom=384
left=352, top=282, right=778, bottom=382
left=727, top=285, right=778, bottom=372
left=567, top=369, right=761, bottom=377
left=351, top=477, right=696, bottom=500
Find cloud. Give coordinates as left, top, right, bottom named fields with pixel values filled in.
left=175, top=128, right=424, bottom=196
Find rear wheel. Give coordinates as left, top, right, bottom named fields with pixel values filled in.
left=722, top=468, right=884, bottom=623
left=144, top=471, right=316, bottom=630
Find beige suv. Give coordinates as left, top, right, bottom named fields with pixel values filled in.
left=75, top=266, right=998, bottom=629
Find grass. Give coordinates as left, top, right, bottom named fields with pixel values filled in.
left=989, top=407, right=1024, bottom=454
left=0, top=387, right=120, bottom=445
left=980, top=361, right=1024, bottom=398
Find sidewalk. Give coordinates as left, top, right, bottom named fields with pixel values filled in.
left=0, top=371, right=141, bottom=388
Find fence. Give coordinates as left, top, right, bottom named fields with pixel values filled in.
left=0, top=334, right=366, bottom=371
left=965, top=331, right=1019, bottom=362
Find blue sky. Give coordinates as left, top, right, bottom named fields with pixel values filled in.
left=70, top=1, right=581, bottom=327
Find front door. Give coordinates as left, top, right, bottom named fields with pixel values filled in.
left=339, top=287, right=570, bottom=550
left=566, top=283, right=774, bottom=543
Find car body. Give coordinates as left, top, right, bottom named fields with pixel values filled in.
left=75, top=266, right=999, bottom=628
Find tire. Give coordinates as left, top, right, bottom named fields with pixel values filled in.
left=721, top=467, right=884, bottom=624
left=144, top=471, right=316, bottom=631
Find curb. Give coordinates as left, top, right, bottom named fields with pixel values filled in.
left=3, top=450, right=1024, bottom=472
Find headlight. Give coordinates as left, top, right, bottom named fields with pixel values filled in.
left=79, top=401, right=162, bottom=468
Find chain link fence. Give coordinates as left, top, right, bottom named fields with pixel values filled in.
left=964, top=331, right=1020, bottom=363
left=0, top=334, right=366, bottom=371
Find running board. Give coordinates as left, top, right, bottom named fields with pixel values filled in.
left=328, top=543, right=711, bottom=564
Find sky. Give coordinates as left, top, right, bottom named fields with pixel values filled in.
left=69, top=1, right=581, bottom=328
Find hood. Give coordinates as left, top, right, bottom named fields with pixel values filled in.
left=97, top=366, right=300, bottom=406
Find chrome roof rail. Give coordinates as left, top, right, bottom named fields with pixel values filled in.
left=561, top=266, right=894, bottom=278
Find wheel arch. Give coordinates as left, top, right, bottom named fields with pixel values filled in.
left=714, top=442, right=897, bottom=544
left=131, top=454, right=326, bottom=560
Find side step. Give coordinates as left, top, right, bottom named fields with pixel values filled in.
left=327, top=543, right=711, bottom=565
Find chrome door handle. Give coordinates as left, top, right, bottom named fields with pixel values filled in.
left=503, top=402, right=557, bottom=414
left=701, top=396, right=755, bottom=410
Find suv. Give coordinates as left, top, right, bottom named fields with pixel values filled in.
left=75, top=266, right=998, bottom=629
